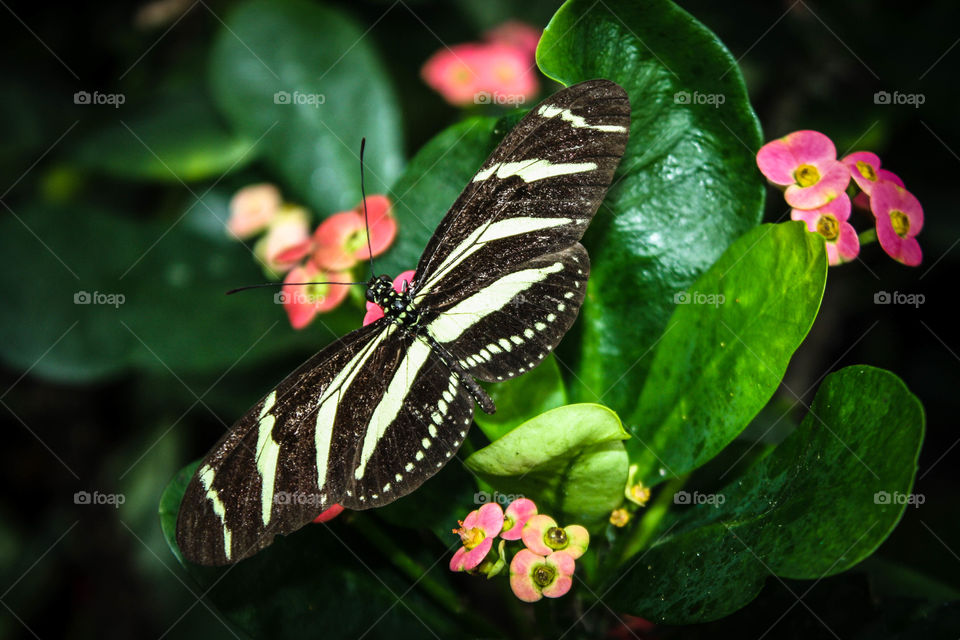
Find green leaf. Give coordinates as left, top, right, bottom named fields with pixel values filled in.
left=378, top=116, right=500, bottom=277
left=537, top=0, right=765, bottom=418
left=159, top=463, right=464, bottom=638
left=209, top=0, right=404, bottom=214
left=0, top=203, right=356, bottom=381
left=606, top=366, right=925, bottom=623
left=474, top=354, right=567, bottom=441
left=629, top=222, right=827, bottom=487
left=72, top=92, right=256, bottom=182
left=465, top=404, right=629, bottom=527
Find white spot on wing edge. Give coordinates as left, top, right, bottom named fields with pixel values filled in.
left=473, top=159, right=598, bottom=183
left=537, top=103, right=627, bottom=132
left=254, top=391, right=280, bottom=527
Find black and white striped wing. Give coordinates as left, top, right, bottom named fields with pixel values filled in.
left=176, top=322, right=475, bottom=565
left=413, top=79, right=629, bottom=378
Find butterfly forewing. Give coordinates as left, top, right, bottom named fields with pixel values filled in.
left=176, top=79, right=629, bottom=566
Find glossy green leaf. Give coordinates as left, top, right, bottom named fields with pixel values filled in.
left=606, top=366, right=925, bottom=623
left=72, top=93, right=256, bottom=182
left=159, top=463, right=464, bottom=638
left=465, top=404, right=629, bottom=527
left=378, top=116, right=500, bottom=277
left=209, top=0, right=403, bottom=214
left=629, top=222, right=827, bottom=487
left=474, top=354, right=567, bottom=441
left=537, top=0, right=765, bottom=418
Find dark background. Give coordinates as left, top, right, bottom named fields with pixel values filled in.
left=1, top=1, right=957, bottom=638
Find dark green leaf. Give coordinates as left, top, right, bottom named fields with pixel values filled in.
left=629, top=222, right=827, bottom=487
left=466, top=404, right=629, bottom=527
left=474, top=354, right=567, bottom=441
left=606, top=366, right=925, bottom=623
left=209, top=0, right=404, bottom=213
left=537, top=0, right=765, bottom=418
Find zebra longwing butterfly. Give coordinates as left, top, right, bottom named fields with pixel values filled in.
left=177, top=79, right=630, bottom=565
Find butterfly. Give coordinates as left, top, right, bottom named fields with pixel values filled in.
left=176, top=79, right=630, bottom=565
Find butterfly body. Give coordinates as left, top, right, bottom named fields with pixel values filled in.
left=177, top=79, right=630, bottom=565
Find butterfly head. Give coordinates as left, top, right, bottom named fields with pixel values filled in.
left=366, top=274, right=395, bottom=304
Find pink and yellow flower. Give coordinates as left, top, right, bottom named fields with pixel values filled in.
left=500, top=498, right=538, bottom=541
left=852, top=169, right=904, bottom=210
left=791, top=192, right=860, bottom=265
left=281, top=262, right=351, bottom=329
left=521, top=514, right=589, bottom=559
left=253, top=205, right=311, bottom=276
left=870, top=182, right=924, bottom=266
left=450, top=503, right=505, bottom=572
left=509, top=549, right=575, bottom=602
left=277, top=196, right=397, bottom=272
left=421, top=41, right=538, bottom=107
left=227, top=183, right=281, bottom=239
left=756, top=130, right=851, bottom=209
left=363, top=270, right=416, bottom=326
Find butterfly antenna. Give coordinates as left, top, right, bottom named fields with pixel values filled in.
left=226, top=281, right=366, bottom=295
left=360, top=138, right=375, bottom=281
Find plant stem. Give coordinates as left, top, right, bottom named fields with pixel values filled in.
left=858, top=227, right=877, bottom=245
left=350, top=514, right=502, bottom=637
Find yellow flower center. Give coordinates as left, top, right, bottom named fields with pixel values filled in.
left=816, top=214, right=840, bottom=242
left=545, top=526, right=568, bottom=550
left=454, top=522, right=485, bottom=550
left=794, top=164, right=821, bottom=188
left=856, top=160, right=877, bottom=181
left=890, top=209, right=910, bottom=237
left=532, top=564, right=556, bottom=588
left=344, top=229, right=368, bottom=255
left=609, top=508, right=631, bottom=528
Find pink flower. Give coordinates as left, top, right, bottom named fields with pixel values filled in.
left=791, top=193, right=860, bottom=265
left=253, top=205, right=311, bottom=276
left=756, top=130, right=851, bottom=209
left=363, top=270, right=415, bottom=326
left=450, top=503, right=505, bottom=572
left=227, top=183, right=281, bottom=239
left=276, top=196, right=396, bottom=272
left=485, top=21, right=541, bottom=59
left=422, top=42, right=538, bottom=106
left=509, top=549, right=575, bottom=602
left=521, top=514, right=589, bottom=559
left=312, top=504, right=344, bottom=523
left=281, top=262, right=351, bottom=329
left=871, top=182, right=924, bottom=266
left=500, top=498, right=538, bottom=541
left=852, top=169, right=904, bottom=210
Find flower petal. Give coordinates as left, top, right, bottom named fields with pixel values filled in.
left=312, top=504, right=344, bottom=523
left=784, top=160, right=850, bottom=209
left=756, top=139, right=797, bottom=185
left=353, top=195, right=397, bottom=260
left=312, top=211, right=365, bottom=271
left=502, top=498, right=538, bottom=540
left=521, top=514, right=557, bottom=555
left=561, top=525, right=590, bottom=559
left=227, top=183, right=282, bottom=239
left=509, top=549, right=544, bottom=603
left=540, top=551, right=576, bottom=598
left=871, top=182, right=923, bottom=235
left=476, top=503, right=505, bottom=536
left=832, top=221, right=860, bottom=265
left=841, top=151, right=882, bottom=194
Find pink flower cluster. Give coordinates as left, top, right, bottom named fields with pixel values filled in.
left=756, top=130, right=923, bottom=266
left=450, top=498, right=589, bottom=603
left=421, top=21, right=540, bottom=107
left=226, top=184, right=398, bottom=328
